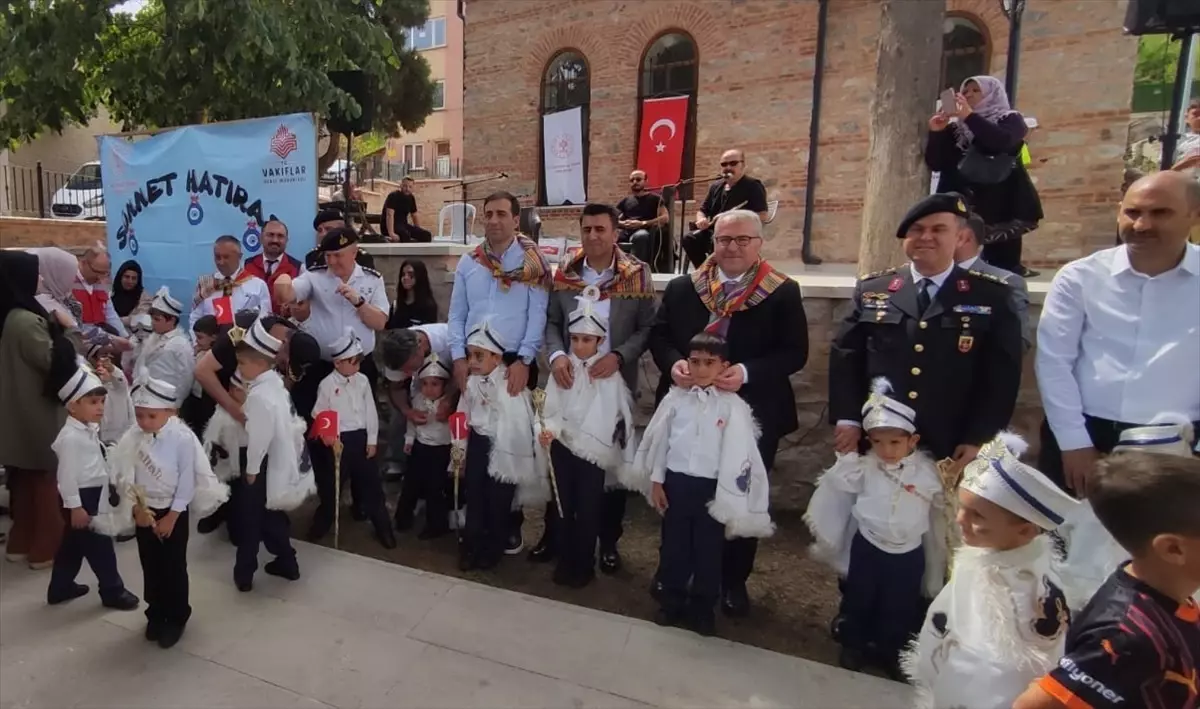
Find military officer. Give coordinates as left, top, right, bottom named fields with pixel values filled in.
left=304, top=210, right=376, bottom=271
left=829, top=193, right=1024, bottom=470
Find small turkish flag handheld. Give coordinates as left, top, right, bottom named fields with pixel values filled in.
left=636, top=96, right=689, bottom=188
left=448, top=412, right=469, bottom=441
left=309, top=410, right=339, bottom=444
left=213, top=296, right=234, bottom=325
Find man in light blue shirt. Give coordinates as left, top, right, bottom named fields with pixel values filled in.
left=447, top=191, right=551, bottom=397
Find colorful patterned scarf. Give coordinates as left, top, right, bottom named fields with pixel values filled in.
left=192, top=269, right=257, bottom=307
left=553, top=247, right=654, bottom=298
left=691, top=257, right=789, bottom=335
left=472, top=234, right=552, bottom=290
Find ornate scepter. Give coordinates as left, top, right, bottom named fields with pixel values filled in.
left=447, top=411, right=469, bottom=544
left=935, top=456, right=961, bottom=579
left=130, top=484, right=160, bottom=542
left=529, top=388, right=563, bottom=520
left=332, top=437, right=344, bottom=550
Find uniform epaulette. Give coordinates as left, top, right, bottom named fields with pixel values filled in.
left=967, top=269, right=1011, bottom=285
left=859, top=266, right=899, bottom=280
left=362, top=266, right=382, bottom=278
left=309, top=263, right=329, bottom=272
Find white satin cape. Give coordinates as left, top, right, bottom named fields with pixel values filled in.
left=902, top=537, right=1069, bottom=709
left=243, top=370, right=316, bottom=511
left=202, top=406, right=248, bottom=483
left=108, top=417, right=229, bottom=522
left=804, top=451, right=950, bottom=598
left=631, top=387, right=773, bottom=539
left=538, top=355, right=641, bottom=494
left=99, top=370, right=136, bottom=444
left=458, top=366, right=549, bottom=507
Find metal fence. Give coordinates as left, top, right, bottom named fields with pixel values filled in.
left=0, top=162, right=106, bottom=220
left=364, top=157, right=462, bottom=186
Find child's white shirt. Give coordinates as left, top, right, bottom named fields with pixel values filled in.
left=405, top=392, right=451, bottom=447
left=661, top=385, right=733, bottom=482
left=244, top=370, right=316, bottom=511
left=905, top=537, right=1070, bottom=709
left=128, top=417, right=198, bottom=512
left=314, top=370, right=378, bottom=445
left=539, top=353, right=636, bottom=472
left=53, top=417, right=109, bottom=508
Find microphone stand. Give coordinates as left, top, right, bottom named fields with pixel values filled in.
left=442, top=172, right=508, bottom=243
left=652, top=174, right=721, bottom=274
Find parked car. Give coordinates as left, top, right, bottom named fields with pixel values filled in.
left=51, top=161, right=105, bottom=220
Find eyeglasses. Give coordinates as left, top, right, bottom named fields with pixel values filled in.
left=719, top=160, right=742, bottom=168
left=714, top=235, right=760, bottom=248
left=630, top=177, right=644, bottom=182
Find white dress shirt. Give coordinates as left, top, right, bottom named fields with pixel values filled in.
left=404, top=393, right=452, bottom=447
left=52, top=417, right=110, bottom=509
left=1036, top=244, right=1200, bottom=451
left=659, top=386, right=731, bottom=482
left=135, top=418, right=197, bottom=512
left=293, top=264, right=390, bottom=360
left=133, top=328, right=195, bottom=407
left=314, top=370, right=379, bottom=445
left=189, top=271, right=271, bottom=334
left=849, top=453, right=942, bottom=554
left=550, top=257, right=614, bottom=363
left=462, top=371, right=501, bottom=438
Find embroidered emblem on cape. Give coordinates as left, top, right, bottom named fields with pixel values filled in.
left=1031, top=576, right=1070, bottom=641
left=736, top=460, right=752, bottom=493
left=931, top=611, right=949, bottom=638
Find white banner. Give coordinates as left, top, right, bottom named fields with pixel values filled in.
left=542, top=107, right=586, bottom=206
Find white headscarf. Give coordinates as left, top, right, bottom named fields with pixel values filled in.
left=955, top=75, right=1018, bottom=150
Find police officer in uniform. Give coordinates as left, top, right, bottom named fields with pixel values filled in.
left=829, top=193, right=1023, bottom=469
left=305, top=210, right=376, bottom=272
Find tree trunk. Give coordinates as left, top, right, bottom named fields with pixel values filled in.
left=318, top=125, right=343, bottom=173
left=857, top=0, right=944, bottom=274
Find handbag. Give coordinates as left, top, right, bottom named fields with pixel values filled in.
left=957, top=145, right=1016, bottom=185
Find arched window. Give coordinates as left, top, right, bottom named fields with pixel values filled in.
left=539, top=50, right=590, bottom=206
left=639, top=32, right=699, bottom=199
left=942, top=16, right=990, bottom=91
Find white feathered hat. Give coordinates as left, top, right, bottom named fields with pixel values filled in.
left=58, top=365, right=105, bottom=404
left=243, top=318, right=282, bottom=359
left=149, top=286, right=182, bottom=318
left=131, top=377, right=177, bottom=409
left=567, top=285, right=608, bottom=338
left=860, top=377, right=917, bottom=434
left=329, top=327, right=363, bottom=361
left=961, top=431, right=1078, bottom=530
left=467, top=319, right=507, bottom=356
left=417, top=353, right=451, bottom=380
left=1113, top=414, right=1195, bottom=458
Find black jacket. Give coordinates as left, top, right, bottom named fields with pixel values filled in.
left=828, top=265, right=1023, bottom=459
left=649, top=275, right=808, bottom=442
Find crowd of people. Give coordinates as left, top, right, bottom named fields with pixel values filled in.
left=0, top=74, right=1198, bottom=709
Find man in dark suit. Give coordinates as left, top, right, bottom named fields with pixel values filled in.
left=829, top=193, right=1024, bottom=468
left=527, top=203, right=657, bottom=574
left=650, top=209, right=808, bottom=616
left=957, top=213, right=1031, bottom=349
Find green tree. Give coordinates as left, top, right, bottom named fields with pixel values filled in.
left=1135, top=35, right=1200, bottom=86
left=0, top=0, right=437, bottom=169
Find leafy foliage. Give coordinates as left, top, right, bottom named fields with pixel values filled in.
left=1135, top=35, right=1200, bottom=86
left=0, top=0, right=437, bottom=151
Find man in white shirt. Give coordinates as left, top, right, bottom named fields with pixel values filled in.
left=1035, top=171, right=1200, bottom=496
left=189, top=235, right=271, bottom=335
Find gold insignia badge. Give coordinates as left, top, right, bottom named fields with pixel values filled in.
left=228, top=324, right=246, bottom=346
left=956, top=199, right=967, bottom=213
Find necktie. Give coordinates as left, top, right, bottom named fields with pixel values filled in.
left=266, top=259, right=277, bottom=277
left=916, top=278, right=932, bottom=314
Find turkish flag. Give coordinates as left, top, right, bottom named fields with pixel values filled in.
left=309, top=410, right=339, bottom=444
left=448, top=412, right=469, bottom=441
left=213, top=296, right=234, bottom=325
left=636, top=96, right=689, bottom=188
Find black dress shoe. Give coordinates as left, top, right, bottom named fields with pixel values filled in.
left=839, top=647, right=866, bottom=672
left=552, top=565, right=574, bottom=587
left=829, top=613, right=845, bottom=642
left=649, top=579, right=665, bottom=602
left=688, top=609, right=717, bottom=637
left=157, top=624, right=184, bottom=649
left=100, top=589, right=140, bottom=611
left=145, top=620, right=162, bottom=642
left=567, top=569, right=595, bottom=589
left=598, top=549, right=621, bottom=575
left=654, top=607, right=684, bottom=627
left=115, top=533, right=135, bottom=543
left=526, top=537, right=555, bottom=563
left=235, top=578, right=253, bottom=593
left=264, top=558, right=301, bottom=581
left=720, top=587, right=750, bottom=618
left=196, top=513, right=223, bottom=535
left=377, top=529, right=398, bottom=550
left=47, top=583, right=89, bottom=605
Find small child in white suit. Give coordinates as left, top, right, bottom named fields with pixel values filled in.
left=46, top=364, right=140, bottom=611
left=633, top=332, right=773, bottom=637
left=806, top=377, right=947, bottom=679
left=457, top=320, right=545, bottom=572
left=313, top=327, right=393, bottom=549
left=905, top=432, right=1079, bottom=709
left=537, top=286, right=639, bottom=588
left=394, top=354, right=454, bottom=539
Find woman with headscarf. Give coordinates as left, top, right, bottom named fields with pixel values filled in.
left=925, top=75, right=1044, bottom=276
left=0, top=251, right=79, bottom=568
left=111, top=260, right=150, bottom=328
left=29, top=247, right=126, bottom=355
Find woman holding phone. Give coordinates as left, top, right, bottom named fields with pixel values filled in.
left=925, top=75, right=1043, bottom=276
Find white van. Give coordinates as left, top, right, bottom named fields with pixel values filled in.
left=50, top=161, right=105, bottom=220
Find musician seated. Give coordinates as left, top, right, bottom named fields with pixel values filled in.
left=617, top=170, right=670, bottom=270
left=682, top=149, right=768, bottom=269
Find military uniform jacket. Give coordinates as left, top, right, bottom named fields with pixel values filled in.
left=829, top=265, right=1023, bottom=460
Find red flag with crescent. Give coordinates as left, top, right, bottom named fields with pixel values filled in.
left=309, top=410, right=339, bottom=444
left=213, top=296, right=234, bottom=325
left=636, top=96, right=689, bottom=189
left=448, top=412, right=469, bottom=441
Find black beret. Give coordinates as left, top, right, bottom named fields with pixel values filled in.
left=896, top=192, right=971, bottom=238
left=318, top=226, right=359, bottom=252
left=313, top=209, right=345, bottom=230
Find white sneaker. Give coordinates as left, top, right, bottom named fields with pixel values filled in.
left=5, top=552, right=27, bottom=563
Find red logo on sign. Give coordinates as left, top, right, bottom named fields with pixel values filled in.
left=270, top=125, right=298, bottom=160
left=449, top=412, right=469, bottom=441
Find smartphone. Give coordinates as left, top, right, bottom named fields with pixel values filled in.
left=939, top=88, right=957, bottom=114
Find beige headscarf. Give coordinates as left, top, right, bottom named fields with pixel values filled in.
left=29, top=247, right=81, bottom=328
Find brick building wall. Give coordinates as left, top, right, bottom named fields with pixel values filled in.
left=462, top=0, right=1136, bottom=267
